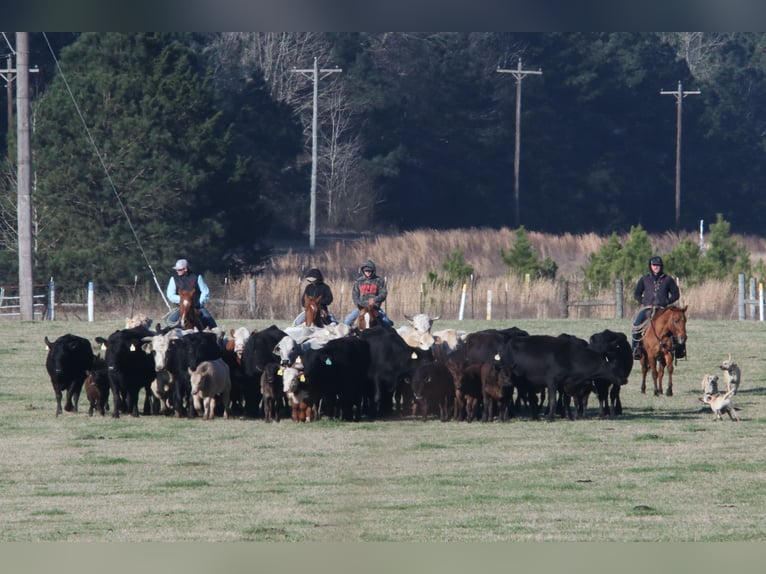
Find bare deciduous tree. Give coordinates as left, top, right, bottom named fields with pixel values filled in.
left=661, top=32, right=731, bottom=82
left=207, top=32, right=373, bottom=231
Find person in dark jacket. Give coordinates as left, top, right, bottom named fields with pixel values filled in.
left=632, top=255, right=680, bottom=358
left=166, top=258, right=217, bottom=329
left=343, top=258, right=394, bottom=327
left=292, top=268, right=337, bottom=326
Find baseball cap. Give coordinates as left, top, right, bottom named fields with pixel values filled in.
left=173, top=259, right=188, bottom=271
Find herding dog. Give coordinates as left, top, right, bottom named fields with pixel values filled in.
left=699, top=390, right=740, bottom=421
left=719, top=354, right=741, bottom=395
left=700, top=373, right=719, bottom=396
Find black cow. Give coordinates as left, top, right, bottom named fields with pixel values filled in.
left=301, top=336, right=372, bottom=421
left=587, top=329, right=633, bottom=417
left=359, top=326, right=434, bottom=418
left=444, top=326, right=529, bottom=420
left=164, top=331, right=222, bottom=417
left=96, top=327, right=156, bottom=418
left=241, top=325, right=287, bottom=418
left=503, top=334, right=626, bottom=421
left=44, top=333, right=94, bottom=416
left=410, top=360, right=454, bottom=421
left=260, top=363, right=284, bottom=423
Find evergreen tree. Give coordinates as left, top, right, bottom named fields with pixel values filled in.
left=664, top=239, right=705, bottom=285
left=702, top=213, right=750, bottom=279
left=30, top=33, right=289, bottom=290
left=501, top=226, right=542, bottom=278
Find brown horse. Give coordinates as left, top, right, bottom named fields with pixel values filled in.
left=636, top=305, right=688, bottom=396
left=356, top=302, right=380, bottom=330
left=303, top=294, right=327, bottom=327
left=178, top=288, right=204, bottom=331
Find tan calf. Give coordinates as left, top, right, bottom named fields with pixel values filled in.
left=188, top=358, right=231, bottom=420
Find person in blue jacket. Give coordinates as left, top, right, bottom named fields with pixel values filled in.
left=166, top=258, right=217, bottom=329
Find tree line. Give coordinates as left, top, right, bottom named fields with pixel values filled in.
left=1, top=32, right=765, bottom=292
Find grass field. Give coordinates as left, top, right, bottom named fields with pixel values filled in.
left=1, top=316, right=765, bottom=542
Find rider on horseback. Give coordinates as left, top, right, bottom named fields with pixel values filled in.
left=343, top=259, right=394, bottom=328
left=632, top=255, right=680, bottom=359
left=166, top=259, right=217, bottom=329
left=292, top=268, right=337, bottom=326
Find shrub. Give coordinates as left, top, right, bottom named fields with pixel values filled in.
left=500, top=226, right=557, bottom=280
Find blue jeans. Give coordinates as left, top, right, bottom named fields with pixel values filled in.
left=343, top=307, right=393, bottom=327
left=632, top=308, right=649, bottom=348
left=168, top=307, right=217, bottom=329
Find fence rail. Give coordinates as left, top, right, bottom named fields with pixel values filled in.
left=0, top=284, right=48, bottom=319
left=2, top=274, right=761, bottom=322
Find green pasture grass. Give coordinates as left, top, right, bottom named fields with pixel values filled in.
left=1, top=316, right=765, bottom=541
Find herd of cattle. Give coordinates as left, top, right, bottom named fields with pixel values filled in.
left=43, top=314, right=634, bottom=423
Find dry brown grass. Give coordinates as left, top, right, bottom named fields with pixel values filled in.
left=210, top=229, right=761, bottom=323
left=44, top=229, right=764, bottom=323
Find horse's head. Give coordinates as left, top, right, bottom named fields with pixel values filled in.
left=658, top=305, right=687, bottom=345
left=356, top=302, right=380, bottom=330
left=304, top=294, right=324, bottom=327
left=178, top=288, right=201, bottom=330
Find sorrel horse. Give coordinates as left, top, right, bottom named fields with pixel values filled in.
left=178, top=288, right=204, bottom=331
left=636, top=305, right=688, bottom=397
left=303, top=294, right=327, bottom=327
left=355, top=302, right=380, bottom=330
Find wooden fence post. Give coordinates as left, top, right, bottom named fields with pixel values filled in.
left=738, top=273, right=745, bottom=320
left=615, top=278, right=624, bottom=319
left=749, top=277, right=757, bottom=320
left=248, top=277, right=256, bottom=318
left=559, top=279, right=569, bottom=318
left=486, top=289, right=492, bottom=321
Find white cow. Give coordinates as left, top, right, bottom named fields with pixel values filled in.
left=397, top=313, right=440, bottom=350
left=141, top=328, right=184, bottom=371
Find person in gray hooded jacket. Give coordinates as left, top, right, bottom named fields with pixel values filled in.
left=343, top=259, right=394, bottom=327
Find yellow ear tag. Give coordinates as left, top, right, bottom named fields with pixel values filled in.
left=411, top=352, right=418, bottom=359
left=299, top=374, right=306, bottom=382
left=277, top=368, right=283, bottom=375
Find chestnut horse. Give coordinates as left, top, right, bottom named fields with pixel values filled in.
left=636, top=305, right=688, bottom=397
left=355, top=302, right=380, bottom=330
left=178, top=288, right=204, bottom=331
left=303, top=294, right=327, bottom=327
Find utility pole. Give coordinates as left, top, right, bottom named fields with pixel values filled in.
left=0, top=52, right=38, bottom=139
left=290, top=57, right=341, bottom=251
left=661, top=80, right=700, bottom=230
left=497, top=57, right=542, bottom=228
left=16, top=32, right=34, bottom=320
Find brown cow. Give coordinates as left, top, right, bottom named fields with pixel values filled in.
left=480, top=362, right=514, bottom=422
left=84, top=355, right=110, bottom=416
